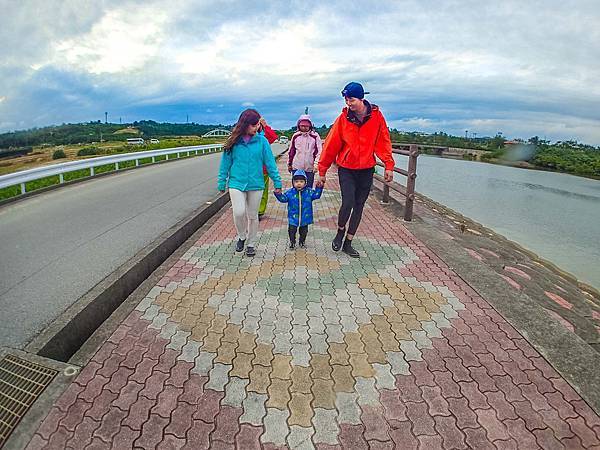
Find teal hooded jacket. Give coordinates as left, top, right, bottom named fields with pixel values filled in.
left=217, top=134, right=282, bottom=191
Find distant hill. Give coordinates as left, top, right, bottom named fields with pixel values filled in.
left=0, top=120, right=231, bottom=153
left=1, top=120, right=597, bottom=178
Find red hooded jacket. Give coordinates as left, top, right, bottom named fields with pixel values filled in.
left=318, top=102, right=394, bottom=176
left=262, top=124, right=278, bottom=174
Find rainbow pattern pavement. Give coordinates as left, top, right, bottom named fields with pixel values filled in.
left=26, top=168, right=600, bottom=449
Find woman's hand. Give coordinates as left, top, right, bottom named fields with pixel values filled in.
left=384, top=170, right=394, bottom=183
left=274, top=188, right=282, bottom=195
left=219, top=190, right=226, bottom=194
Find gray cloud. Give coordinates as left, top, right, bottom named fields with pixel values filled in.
left=1, top=0, right=599, bottom=144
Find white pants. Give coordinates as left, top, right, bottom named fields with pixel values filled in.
left=229, top=189, right=263, bottom=247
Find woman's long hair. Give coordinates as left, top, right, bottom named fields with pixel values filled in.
left=224, top=109, right=261, bottom=152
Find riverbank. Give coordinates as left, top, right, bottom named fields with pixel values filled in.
left=375, top=180, right=600, bottom=353
left=482, top=156, right=600, bottom=181
left=390, top=153, right=600, bottom=291
left=423, top=151, right=600, bottom=181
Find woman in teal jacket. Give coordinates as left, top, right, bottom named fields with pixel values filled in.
left=218, top=109, right=282, bottom=257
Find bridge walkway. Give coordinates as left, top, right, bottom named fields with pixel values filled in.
left=25, top=161, right=600, bottom=449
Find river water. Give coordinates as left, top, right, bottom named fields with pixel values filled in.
left=391, top=154, right=600, bottom=289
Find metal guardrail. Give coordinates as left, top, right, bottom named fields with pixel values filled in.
left=0, top=144, right=223, bottom=195
left=375, top=144, right=419, bottom=221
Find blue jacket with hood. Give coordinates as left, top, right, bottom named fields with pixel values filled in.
left=217, top=133, right=282, bottom=192
left=274, top=169, right=323, bottom=226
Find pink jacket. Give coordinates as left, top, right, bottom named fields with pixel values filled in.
left=288, top=115, right=322, bottom=172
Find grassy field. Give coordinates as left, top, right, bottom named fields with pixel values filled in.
left=0, top=136, right=224, bottom=201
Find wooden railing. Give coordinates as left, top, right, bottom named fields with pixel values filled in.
left=374, top=144, right=419, bottom=221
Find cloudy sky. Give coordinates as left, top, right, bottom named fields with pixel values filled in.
left=1, top=0, right=599, bottom=144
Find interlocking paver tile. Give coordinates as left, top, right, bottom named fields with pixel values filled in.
left=338, top=423, right=368, bottom=449
left=287, top=425, right=315, bottom=449
left=331, top=364, right=355, bottom=393
left=240, top=392, right=268, bottom=426
left=262, top=407, right=290, bottom=445
left=288, top=392, right=314, bottom=427
left=267, top=378, right=291, bottom=410
left=29, top=162, right=600, bottom=449
left=185, top=419, right=214, bottom=449
left=222, top=376, right=249, bottom=407
left=122, top=395, right=155, bottom=431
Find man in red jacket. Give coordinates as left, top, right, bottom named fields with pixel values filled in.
left=317, top=82, right=394, bottom=257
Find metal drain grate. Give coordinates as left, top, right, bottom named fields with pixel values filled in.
left=0, top=354, right=57, bottom=448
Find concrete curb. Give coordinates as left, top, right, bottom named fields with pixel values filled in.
left=25, top=192, right=230, bottom=362
left=371, top=182, right=600, bottom=414
left=25, top=147, right=288, bottom=364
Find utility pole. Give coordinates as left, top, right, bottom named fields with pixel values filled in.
left=105, top=112, right=108, bottom=124
left=186, top=114, right=189, bottom=124
left=119, top=117, right=122, bottom=124
left=465, top=130, right=468, bottom=140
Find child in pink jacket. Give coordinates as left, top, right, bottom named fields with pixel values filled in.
left=287, top=114, right=322, bottom=188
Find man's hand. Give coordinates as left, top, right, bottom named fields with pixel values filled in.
left=384, top=170, right=394, bottom=183
left=316, top=174, right=326, bottom=188
left=274, top=188, right=282, bottom=195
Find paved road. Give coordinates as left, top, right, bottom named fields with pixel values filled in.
left=0, top=144, right=286, bottom=350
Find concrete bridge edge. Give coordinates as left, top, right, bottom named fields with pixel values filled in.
left=371, top=182, right=600, bottom=415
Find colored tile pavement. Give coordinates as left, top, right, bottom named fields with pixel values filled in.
left=26, top=165, right=600, bottom=449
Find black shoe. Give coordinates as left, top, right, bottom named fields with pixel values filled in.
left=298, top=241, right=306, bottom=249
left=342, top=239, right=360, bottom=258
left=258, top=213, right=264, bottom=221
left=332, top=228, right=345, bottom=251
left=245, top=246, right=256, bottom=257
left=289, top=242, right=296, bottom=250
left=235, top=239, right=245, bottom=252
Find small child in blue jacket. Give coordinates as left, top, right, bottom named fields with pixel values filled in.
left=274, top=169, right=323, bottom=249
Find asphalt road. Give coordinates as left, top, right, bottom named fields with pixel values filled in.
left=0, top=144, right=286, bottom=350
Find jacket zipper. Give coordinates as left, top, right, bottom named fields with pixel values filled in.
left=298, top=190, right=302, bottom=227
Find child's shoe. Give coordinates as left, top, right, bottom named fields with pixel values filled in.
left=246, top=246, right=256, bottom=257
left=289, top=241, right=296, bottom=250
left=298, top=240, right=306, bottom=249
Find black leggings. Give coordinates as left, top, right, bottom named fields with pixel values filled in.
left=337, top=167, right=374, bottom=236
left=289, top=225, right=308, bottom=243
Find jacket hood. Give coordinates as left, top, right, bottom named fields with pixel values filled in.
left=297, top=114, right=313, bottom=129
left=292, top=169, right=308, bottom=181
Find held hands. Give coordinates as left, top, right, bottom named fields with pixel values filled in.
left=274, top=188, right=282, bottom=195
left=384, top=170, right=394, bottom=183
left=315, top=174, right=326, bottom=188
